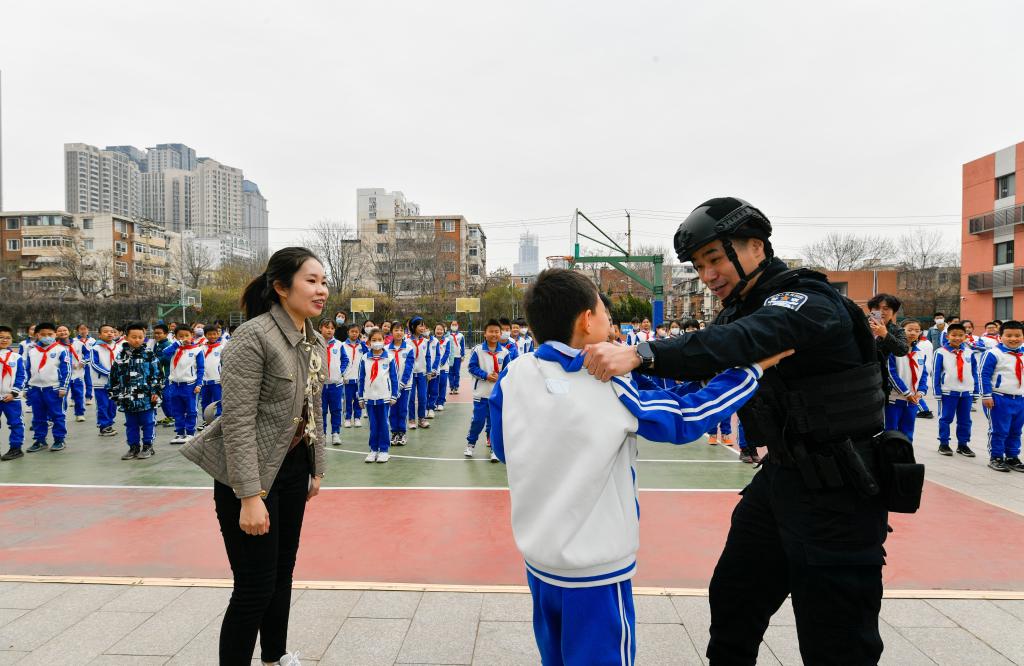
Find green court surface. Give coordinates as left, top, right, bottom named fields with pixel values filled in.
left=0, top=402, right=755, bottom=490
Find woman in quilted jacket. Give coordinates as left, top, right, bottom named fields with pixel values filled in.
left=182, top=246, right=328, bottom=666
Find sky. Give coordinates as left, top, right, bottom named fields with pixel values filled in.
left=2, top=0, right=1022, bottom=271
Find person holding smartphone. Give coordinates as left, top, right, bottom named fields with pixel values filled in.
left=867, top=293, right=910, bottom=395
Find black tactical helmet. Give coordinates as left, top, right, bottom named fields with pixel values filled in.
left=673, top=197, right=775, bottom=305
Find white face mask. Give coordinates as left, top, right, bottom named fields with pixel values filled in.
left=500, top=331, right=510, bottom=341
left=934, top=318, right=945, bottom=325
left=450, top=325, right=459, bottom=332
left=370, top=341, right=384, bottom=351
left=670, top=327, right=680, bottom=336
left=523, top=327, right=530, bottom=335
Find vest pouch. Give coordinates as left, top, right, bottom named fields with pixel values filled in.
left=873, top=430, right=924, bottom=513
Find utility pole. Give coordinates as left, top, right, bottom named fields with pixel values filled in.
left=625, top=209, right=631, bottom=255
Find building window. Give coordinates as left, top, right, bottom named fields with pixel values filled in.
left=441, top=240, right=456, bottom=253
left=832, top=282, right=849, bottom=297
left=376, top=243, right=387, bottom=254
left=6, top=239, right=20, bottom=251
left=377, top=222, right=388, bottom=234
left=4, top=218, right=19, bottom=230
left=116, top=261, right=128, bottom=277
left=84, top=239, right=94, bottom=250
left=470, top=265, right=480, bottom=276
left=115, top=241, right=128, bottom=255
left=442, top=220, right=456, bottom=232
left=996, top=240, right=1015, bottom=265
left=368, top=197, right=377, bottom=219
left=997, top=174, right=1016, bottom=199
left=995, top=297, right=1013, bottom=321
left=82, top=218, right=93, bottom=230
left=469, top=248, right=478, bottom=257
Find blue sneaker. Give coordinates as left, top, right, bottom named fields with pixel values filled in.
left=26, top=441, right=48, bottom=453
left=50, top=441, right=65, bottom=452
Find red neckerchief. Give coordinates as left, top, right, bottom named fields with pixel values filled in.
left=203, top=340, right=222, bottom=357
left=390, top=342, right=405, bottom=374
left=98, top=341, right=117, bottom=368
left=370, top=353, right=384, bottom=382
left=412, top=337, right=425, bottom=359
left=953, top=347, right=964, bottom=382
left=345, top=340, right=360, bottom=362
left=907, top=351, right=918, bottom=392
left=59, top=340, right=80, bottom=363
left=173, top=342, right=200, bottom=369
left=36, top=342, right=61, bottom=371
left=1009, top=349, right=1024, bottom=387
left=485, top=346, right=500, bottom=373
left=0, top=350, right=12, bottom=382
left=326, top=340, right=335, bottom=376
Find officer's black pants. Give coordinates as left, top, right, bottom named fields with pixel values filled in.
left=707, top=460, right=887, bottom=665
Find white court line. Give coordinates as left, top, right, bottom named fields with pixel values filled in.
left=326, top=447, right=741, bottom=464
left=0, top=482, right=741, bottom=493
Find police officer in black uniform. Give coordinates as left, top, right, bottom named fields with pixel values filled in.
left=583, top=197, right=895, bottom=665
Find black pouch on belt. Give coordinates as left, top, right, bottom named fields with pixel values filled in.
left=872, top=430, right=925, bottom=513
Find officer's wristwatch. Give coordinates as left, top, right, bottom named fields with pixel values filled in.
left=635, top=341, right=655, bottom=371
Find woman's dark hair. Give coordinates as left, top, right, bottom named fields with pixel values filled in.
left=241, top=247, right=322, bottom=319
left=867, top=293, right=901, bottom=313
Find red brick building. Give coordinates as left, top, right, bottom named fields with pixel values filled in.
left=963, top=141, right=1024, bottom=322
left=824, top=270, right=898, bottom=311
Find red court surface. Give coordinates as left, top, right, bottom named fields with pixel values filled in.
left=1, top=480, right=1021, bottom=591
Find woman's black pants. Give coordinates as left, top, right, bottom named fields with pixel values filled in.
left=214, top=445, right=310, bottom=665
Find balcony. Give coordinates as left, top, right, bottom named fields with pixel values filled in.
left=969, top=204, right=1024, bottom=234
left=967, top=269, right=1024, bottom=292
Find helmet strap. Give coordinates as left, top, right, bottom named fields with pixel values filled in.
left=720, top=237, right=772, bottom=307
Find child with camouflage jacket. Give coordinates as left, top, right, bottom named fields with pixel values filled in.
left=110, top=322, right=164, bottom=460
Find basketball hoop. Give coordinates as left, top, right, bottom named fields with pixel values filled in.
left=546, top=255, right=574, bottom=269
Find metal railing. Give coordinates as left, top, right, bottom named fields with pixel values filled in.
left=969, top=204, right=1024, bottom=234
left=967, top=268, right=1024, bottom=292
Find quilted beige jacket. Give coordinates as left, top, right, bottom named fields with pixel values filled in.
left=181, top=303, right=327, bottom=498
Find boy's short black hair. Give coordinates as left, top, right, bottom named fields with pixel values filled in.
left=498, top=317, right=512, bottom=328
left=867, top=293, right=901, bottom=313
left=174, top=326, right=193, bottom=337
left=484, top=318, right=501, bottom=331
left=348, top=323, right=362, bottom=333
left=681, top=318, right=700, bottom=329
left=933, top=312, right=945, bottom=318
left=35, top=322, right=57, bottom=334
left=0, top=325, right=13, bottom=335
left=99, top=323, right=115, bottom=333
left=631, top=317, right=640, bottom=324
left=985, top=321, right=997, bottom=328
left=153, top=324, right=169, bottom=333
left=206, top=323, right=222, bottom=331
left=524, top=268, right=600, bottom=345
left=599, top=293, right=613, bottom=312
left=994, top=319, right=1004, bottom=326
left=1000, top=320, right=1024, bottom=335
left=391, top=320, right=403, bottom=329
left=124, top=321, right=147, bottom=335
left=946, top=323, right=966, bottom=333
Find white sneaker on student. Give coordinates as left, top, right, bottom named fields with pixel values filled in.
left=435, top=405, right=444, bottom=412
left=365, top=451, right=378, bottom=463
left=75, top=415, right=86, bottom=422
left=377, top=452, right=390, bottom=463
left=426, top=409, right=435, bottom=419
left=331, top=433, right=342, bottom=446
left=408, top=420, right=417, bottom=430
left=464, top=446, right=475, bottom=458
left=354, top=418, right=363, bottom=427
left=490, top=451, right=499, bottom=462
left=343, top=419, right=352, bottom=428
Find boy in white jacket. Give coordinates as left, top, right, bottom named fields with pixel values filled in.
left=489, top=268, right=788, bottom=665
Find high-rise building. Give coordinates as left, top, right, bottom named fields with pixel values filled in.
left=513, top=231, right=539, bottom=276
left=141, top=169, right=193, bottom=234
left=963, top=140, right=1024, bottom=321
left=356, top=188, right=420, bottom=237
left=147, top=143, right=197, bottom=172
left=242, top=180, right=269, bottom=259
left=64, top=143, right=142, bottom=218
left=468, top=223, right=486, bottom=285
left=192, top=157, right=243, bottom=238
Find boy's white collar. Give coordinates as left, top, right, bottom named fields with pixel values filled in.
left=548, top=340, right=581, bottom=357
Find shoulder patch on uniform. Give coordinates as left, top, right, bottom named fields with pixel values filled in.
left=764, top=292, right=808, bottom=311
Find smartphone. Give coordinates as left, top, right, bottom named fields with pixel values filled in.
left=870, top=310, right=882, bottom=323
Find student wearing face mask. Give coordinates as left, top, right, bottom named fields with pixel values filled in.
left=358, top=329, right=400, bottom=463
left=24, top=322, right=72, bottom=452
left=448, top=320, right=466, bottom=395
left=498, top=318, right=520, bottom=360
left=927, top=312, right=947, bottom=350
left=334, top=311, right=348, bottom=330
left=668, top=321, right=681, bottom=337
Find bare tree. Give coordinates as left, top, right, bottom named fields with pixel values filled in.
left=370, top=234, right=403, bottom=298
left=801, top=232, right=897, bottom=271
left=171, top=237, right=215, bottom=289
left=57, top=241, right=114, bottom=298
left=894, top=230, right=959, bottom=270
left=302, top=220, right=364, bottom=296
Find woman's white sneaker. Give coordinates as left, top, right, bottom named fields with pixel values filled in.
left=364, top=451, right=378, bottom=463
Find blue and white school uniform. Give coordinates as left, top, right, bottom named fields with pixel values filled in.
left=91, top=341, right=122, bottom=429
left=341, top=340, right=365, bottom=421
left=200, top=339, right=226, bottom=421
left=77, top=335, right=96, bottom=399
left=25, top=343, right=72, bottom=445
left=322, top=339, right=347, bottom=435
left=427, top=335, right=451, bottom=410
left=388, top=340, right=415, bottom=435
left=0, top=349, right=27, bottom=449
left=489, top=341, right=763, bottom=665
left=465, top=342, right=513, bottom=446
left=933, top=343, right=980, bottom=448
left=915, top=339, right=935, bottom=414
left=407, top=335, right=432, bottom=422
left=61, top=339, right=89, bottom=417
left=161, top=341, right=205, bottom=437
left=357, top=350, right=400, bottom=453
left=513, top=335, right=534, bottom=356
left=980, top=343, right=1024, bottom=460
left=885, top=345, right=929, bottom=441
left=448, top=330, right=466, bottom=392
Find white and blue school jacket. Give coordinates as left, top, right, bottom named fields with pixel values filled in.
left=468, top=342, right=513, bottom=399
left=887, top=348, right=928, bottom=402
left=58, top=339, right=88, bottom=381
left=324, top=339, right=347, bottom=385
left=0, top=349, right=27, bottom=397
left=18, top=337, right=34, bottom=359
left=513, top=335, right=534, bottom=356
left=980, top=344, right=1024, bottom=399
left=162, top=341, right=206, bottom=387
left=25, top=343, right=72, bottom=391
left=90, top=341, right=122, bottom=388
left=448, top=331, right=466, bottom=359
left=409, top=335, right=431, bottom=375
left=357, top=351, right=400, bottom=404
left=387, top=340, right=415, bottom=388
left=202, top=339, right=226, bottom=383
left=428, top=335, right=451, bottom=373
left=341, top=340, right=365, bottom=383
left=500, top=338, right=520, bottom=361
left=489, top=341, right=762, bottom=588
left=932, top=343, right=980, bottom=396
